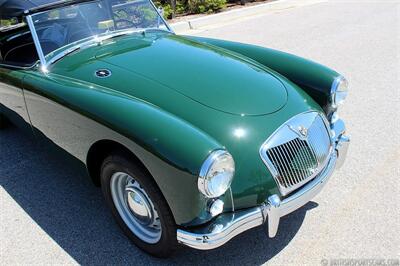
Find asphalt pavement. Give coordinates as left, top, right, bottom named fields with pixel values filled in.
left=1, top=1, right=399, bottom=265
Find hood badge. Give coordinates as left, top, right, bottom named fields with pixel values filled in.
left=288, top=125, right=308, bottom=139
left=95, top=69, right=112, bottom=78
left=298, top=126, right=308, bottom=137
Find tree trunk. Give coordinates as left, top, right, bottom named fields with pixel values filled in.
left=170, top=0, right=176, bottom=18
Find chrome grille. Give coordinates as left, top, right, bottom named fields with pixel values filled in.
left=260, top=112, right=332, bottom=196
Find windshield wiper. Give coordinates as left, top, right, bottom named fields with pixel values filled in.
left=94, top=30, right=142, bottom=43
left=45, top=29, right=149, bottom=68
left=143, top=28, right=171, bottom=34
left=47, top=46, right=81, bottom=67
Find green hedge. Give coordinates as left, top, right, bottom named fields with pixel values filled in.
left=188, top=0, right=226, bottom=14
left=155, top=0, right=226, bottom=19
left=0, top=18, right=18, bottom=27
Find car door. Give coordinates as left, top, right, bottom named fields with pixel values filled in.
left=0, top=21, right=37, bottom=135
left=0, top=63, right=33, bottom=135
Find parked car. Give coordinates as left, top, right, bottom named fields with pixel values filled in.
left=0, top=0, right=350, bottom=257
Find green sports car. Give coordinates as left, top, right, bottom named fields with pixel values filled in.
left=0, top=0, right=350, bottom=257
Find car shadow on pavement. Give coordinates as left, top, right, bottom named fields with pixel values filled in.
left=0, top=125, right=318, bottom=265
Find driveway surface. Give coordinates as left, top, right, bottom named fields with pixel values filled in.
left=1, top=1, right=399, bottom=265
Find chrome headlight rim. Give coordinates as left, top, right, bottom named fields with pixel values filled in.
left=198, top=150, right=235, bottom=198
left=330, top=76, right=348, bottom=108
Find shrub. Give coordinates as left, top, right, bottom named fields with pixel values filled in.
left=0, top=18, right=18, bottom=27
left=161, top=4, right=174, bottom=19
left=155, top=0, right=226, bottom=18
left=188, top=0, right=226, bottom=14
left=175, top=1, right=187, bottom=14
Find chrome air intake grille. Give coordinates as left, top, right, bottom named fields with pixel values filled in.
left=266, top=138, right=318, bottom=188
left=260, top=112, right=332, bottom=196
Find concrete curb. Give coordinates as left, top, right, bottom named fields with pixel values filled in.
left=171, top=0, right=326, bottom=33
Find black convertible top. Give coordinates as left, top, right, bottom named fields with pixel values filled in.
left=0, top=0, right=92, bottom=19
left=0, top=0, right=54, bottom=18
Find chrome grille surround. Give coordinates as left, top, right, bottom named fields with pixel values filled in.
left=259, top=111, right=333, bottom=196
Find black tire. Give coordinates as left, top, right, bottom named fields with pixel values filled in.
left=0, top=113, right=9, bottom=129
left=100, top=152, right=178, bottom=258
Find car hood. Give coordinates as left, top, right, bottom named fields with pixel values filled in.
left=92, top=33, right=287, bottom=116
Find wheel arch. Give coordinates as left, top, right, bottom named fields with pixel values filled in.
left=86, top=139, right=150, bottom=187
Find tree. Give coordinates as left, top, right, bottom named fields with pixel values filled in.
left=170, top=0, right=176, bottom=17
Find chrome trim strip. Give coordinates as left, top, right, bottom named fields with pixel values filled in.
left=46, top=46, right=81, bottom=67
left=0, top=62, right=37, bottom=70
left=26, top=15, right=47, bottom=72
left=6, top=30, right=30, bottom=42
left=177, top=119, right=349, bottom=250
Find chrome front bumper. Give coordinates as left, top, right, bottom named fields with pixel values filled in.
left=177, top=119, right=350, bottom=250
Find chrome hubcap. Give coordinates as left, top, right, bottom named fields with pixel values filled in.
left=126, top=187, right=152, bottom=225
left=110, top=172, right=162, bottom=244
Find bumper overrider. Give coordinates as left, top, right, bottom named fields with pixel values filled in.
left=177, top=118, right=350, bottom=250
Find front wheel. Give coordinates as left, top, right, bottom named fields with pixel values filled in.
left=100, top=153, right=178, bottom=257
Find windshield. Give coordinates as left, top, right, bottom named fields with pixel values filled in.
left=30, top=0, right=169, bottom=57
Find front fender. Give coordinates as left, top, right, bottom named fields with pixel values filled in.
left=185, top=36, right=340, bottom=115
left=22, top=72, right=221, bottom=225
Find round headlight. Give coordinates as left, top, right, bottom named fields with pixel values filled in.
left=198, top=150, right=235, bottom=198
left=331, top=76, right=349, bottom=107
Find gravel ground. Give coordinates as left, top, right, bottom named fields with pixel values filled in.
left=1, top=1, right=399, bottom=265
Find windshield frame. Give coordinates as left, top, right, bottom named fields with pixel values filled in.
left=25, top=0, right=173, bottom=72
